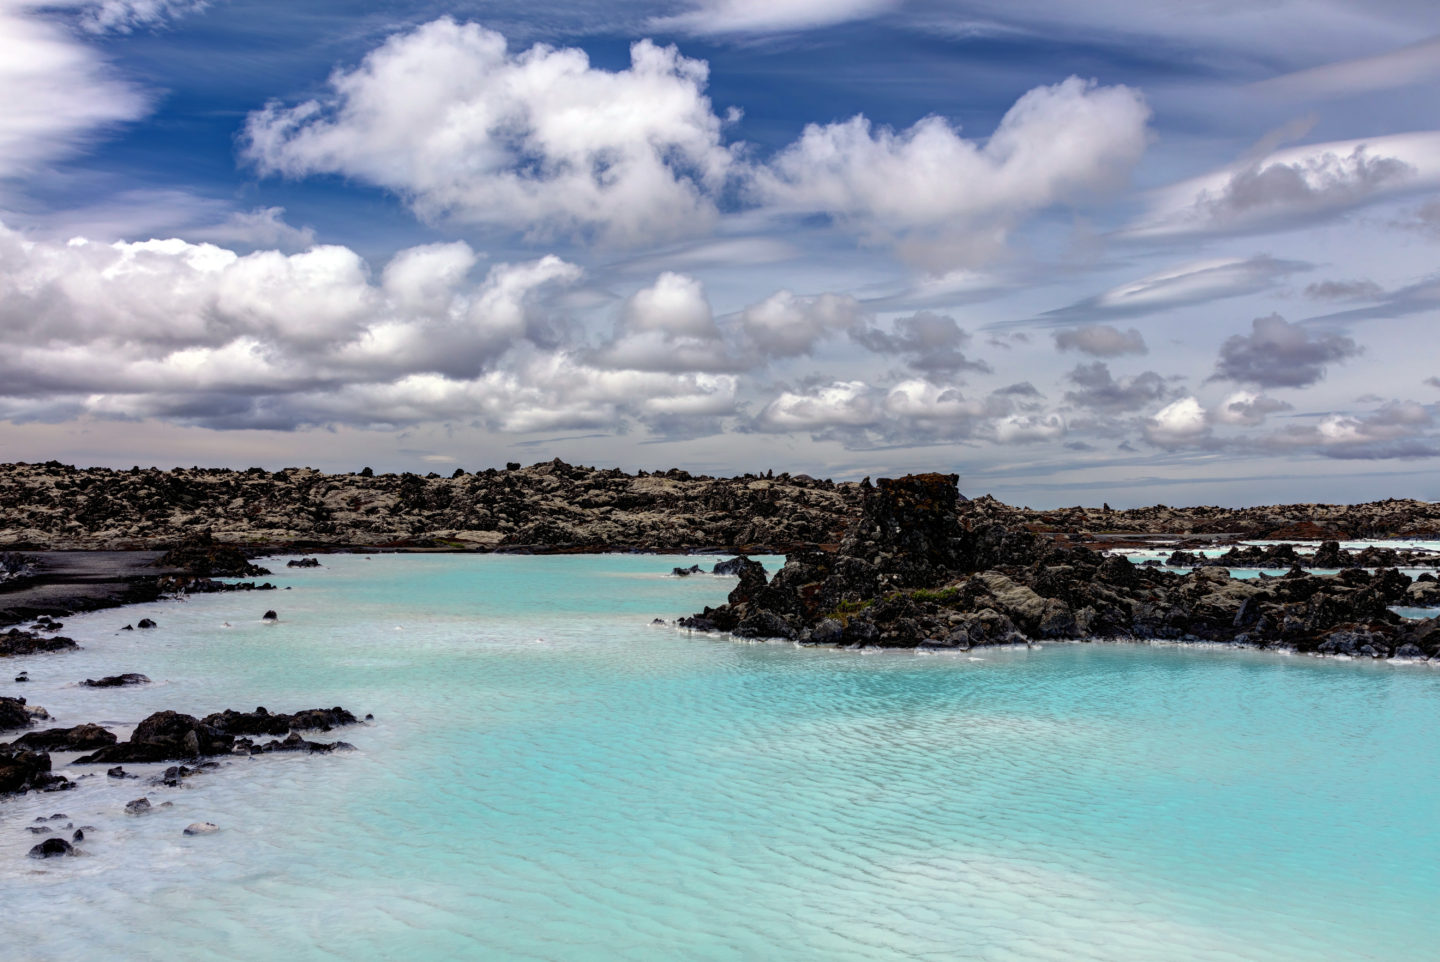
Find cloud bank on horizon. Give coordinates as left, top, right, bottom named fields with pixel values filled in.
left=0, top=0, right=1438, bottom=506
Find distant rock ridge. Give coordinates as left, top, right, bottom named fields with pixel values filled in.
left=0, top=459, right=859, bottom=553
left=681, top=473, right=1440, bottom=659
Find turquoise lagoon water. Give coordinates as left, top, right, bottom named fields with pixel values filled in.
left=4, top=553, right=1440, bottom=961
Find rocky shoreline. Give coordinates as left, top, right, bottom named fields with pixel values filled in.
left=678, top=474, right=1440, bottom=661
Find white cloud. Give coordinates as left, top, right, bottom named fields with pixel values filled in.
left=755, top=380, right=878, bottom=431
left=882, top=378, right=988, bottom=422
left=992, top=413, right=1066, bottom=444
left=0, top=0, right=148, bottom=179
left=1128, top=133, right=1440, bottom=238
left=652, top=0, right=898, bottom=35
left=244, top=19, right=738, bottom=246
left=1214, top=391, right=1291, bottom=426
left=1144, top=396, right=1210, bottom=446
left=623, top=271, right=715, bottom=338
left=750, top=77, right=1150, bottom=266
left=739, top=289, right=864, bottom=358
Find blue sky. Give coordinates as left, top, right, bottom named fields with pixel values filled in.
left=2, top=0, right=1439, bottom=506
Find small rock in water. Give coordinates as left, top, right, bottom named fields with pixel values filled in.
left=28, top=837, right=74, bottom=859
left=183, top=822, right=219, bottom=836
left=121, top=624, right=134, bottom=631
left=262, top=610, right=278, bottom=621
left=14, top=673, right=27, bottom=683
left=107, top=766, right=135, bottom=779
left=364, top=713, right=373, bottom=721
left=26, top=826, right=51, bottom=834
left=80, top=673, right=151, bottom=688
left=136, top=618, right=157, bottom=629
left=124, top=797, right=151, bottom=815
left=71, top=829, right=84, bottom=842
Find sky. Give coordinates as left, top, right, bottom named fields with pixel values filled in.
left=1, top=0, right=1439, bottom=506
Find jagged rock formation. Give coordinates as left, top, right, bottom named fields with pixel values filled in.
left=0, top=460, right=859, bottom=552
left=682, top=474, right=1440, bottom=659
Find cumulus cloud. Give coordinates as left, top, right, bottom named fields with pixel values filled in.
left=754, top=380, right=878, bottom=432
left=0, top=1, right=148, bottom=179
left=1210, top=314, right=1360, bottom=388
left=1144, top=396, right=1209, bottom=446
left=992, top=413, right=1066, bottom=444
left=1063, top=362, right=1174, bottom=413
left=1128, top=134, right=1440, bottom=238
left=739, top=290, right=864, bottom=358
left=242, top=22, right=1154, bottom=265
left=592, top=272, right=748, bottom=373
left=751, top=77, right=1150, bottom=267
left=652, top=0, right=898, bottom=35
left=244, top=19, right=738, bottom=246
left=1052, top=324, right=1147, bottom=356
left=749, top=375, right=1065, bottom=448
left=1261, top=401, right=1439, bottom=460
left=1213, top=390, right=1291, bottom=426
left=851, top=311, right=991, bottom=374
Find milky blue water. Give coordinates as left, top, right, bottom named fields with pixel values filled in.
left=4, top=553, right=1440, bottom=961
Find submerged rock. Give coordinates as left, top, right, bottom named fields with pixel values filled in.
left=124, top=797, right=151, bottom=815
left=183, top=822, right=219, bottom=836
left=136, top=618, right=156, bottom=630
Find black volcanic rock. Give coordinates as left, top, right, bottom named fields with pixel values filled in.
left=0, top=629, right=79, bottom=657
left=80, top=673, right=150, bottom=688
left=159, top=530, right=271, bottom=577
left=0, top=696, right=38, bottom=732
left=10, top=724, right=117, bottom=752
left=28, top=837, right=74, bottom=858
left=681, top=472, right=1434, bottom=660
left=75, top=711, right=233, bottom=764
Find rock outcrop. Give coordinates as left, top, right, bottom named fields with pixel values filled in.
left=74, top=706, right=359, bottom=764
left=682, top=473, right=1439, bottom=659
left=0, top=628, right=78, bottom=657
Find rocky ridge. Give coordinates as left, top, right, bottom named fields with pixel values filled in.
left=0, top=460, right=859, bottom=553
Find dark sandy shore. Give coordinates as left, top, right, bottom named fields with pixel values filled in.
left=0, top=552, right=174, bottom=626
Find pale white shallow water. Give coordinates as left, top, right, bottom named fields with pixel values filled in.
left=3, top=553, right=1439, bottom=961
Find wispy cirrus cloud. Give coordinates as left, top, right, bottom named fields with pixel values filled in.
left=1031, top=255, right=1308, bottom=326
left=650, top=0, right=899, bottom=35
